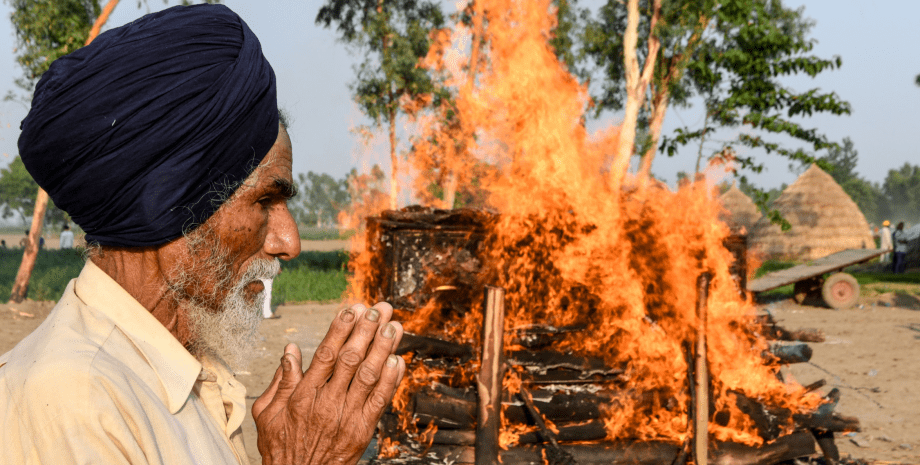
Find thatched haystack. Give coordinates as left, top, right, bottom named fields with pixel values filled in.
left=719, top=184, right=762, bottom=233
left=749, top=164, right=874, bottom=261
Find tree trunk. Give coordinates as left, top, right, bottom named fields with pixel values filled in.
left=610, top=0, right=660, bottom=191
left=388, top=106, right=398, bottom=210
left=10, top=189, right=48, bottom=303
left=443, top=172, right=458, bottom=209
left=9, top=0, right=119, bottom=303
left=637, top=88, right=669, bottom=181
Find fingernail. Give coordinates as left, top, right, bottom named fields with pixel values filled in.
left=281, top=355, right=291, bottom=371
left=382, top=323, right=395, bottom=338
left=341, top=309, right=355, bottom=322
left=366, top=308, right=380, bottom=322
left=387, top=354, right=398, bottom=367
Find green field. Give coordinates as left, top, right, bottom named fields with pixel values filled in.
left=0, top=248, right=350, bottom=304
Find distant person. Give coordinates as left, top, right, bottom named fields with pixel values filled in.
left=59, top=224, right=75, bottom=249
left=19, top=230, right=29, bottom=248
left=39, top=235, right=45, bottom=250
left=879, top=220, right=892, bottom=262
left=892, top=222, right=909, bottom=273
left=1, top=239, right=7, bottom=249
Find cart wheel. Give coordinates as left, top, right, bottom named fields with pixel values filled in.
left=793, top=277, right=823, bottom=305
left=821, top=273, right=860, bottom=309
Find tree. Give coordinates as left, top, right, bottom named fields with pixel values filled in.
left=883, top=163, right=920, bottom=224
left=316, top=0, right=445, bottom=210
left=289, top=171, right=350, bottom=227
left=583, top=0, right=850, bottom=205
left=0, top=156, right=68, bottom=225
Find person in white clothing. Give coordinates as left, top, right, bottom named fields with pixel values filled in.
left=879, top=220, right=892, bottom=262
left=261, top=278, right=275, bottom=318
left=59, top=224, right=75, bottom=249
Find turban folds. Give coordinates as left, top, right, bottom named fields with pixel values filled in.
left=18, top=4, right=278, bottom=247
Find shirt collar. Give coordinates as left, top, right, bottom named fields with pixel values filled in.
left=74, top=261, right=201, bottom=414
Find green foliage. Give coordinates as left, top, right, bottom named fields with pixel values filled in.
left=659, top=0, right=851, bottom=169
left=316, top=0, right=445, bottom=128
left=289, top=172, right=349, bottom=227
left=282, top=250, right=349, bottom=271
left=5, top=0, right=222, bottom=102
left=882, top=163, right=920, bottom=223
left=0, top=156, right=68, bottom=225
left=298, top=226, right=354, bottom=241
left=5, top=0, right=100, bottom=100
left=0, top=248, right=85, bottom=300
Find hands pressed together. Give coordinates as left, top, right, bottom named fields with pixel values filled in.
left=252, top=302, right=405, bottom=465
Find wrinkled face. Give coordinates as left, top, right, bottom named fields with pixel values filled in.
left=163, top=124, right=301, bottom=367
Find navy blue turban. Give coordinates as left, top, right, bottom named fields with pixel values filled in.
left=18, top=4, right=278, bottom=247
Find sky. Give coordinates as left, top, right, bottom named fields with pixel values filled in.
left=1, top=0, right=919, bottom=200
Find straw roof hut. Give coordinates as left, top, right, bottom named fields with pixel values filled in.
left=719, top=184, right=762, bottom=233
left=748, top=164, right=874, bottom=261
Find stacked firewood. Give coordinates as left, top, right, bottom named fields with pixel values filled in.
left=365, top=208, right=859, bottom=465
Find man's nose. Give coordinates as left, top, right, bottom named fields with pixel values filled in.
left=264, top=204, right=301, bottom=260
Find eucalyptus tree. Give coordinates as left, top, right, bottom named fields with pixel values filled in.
left=583, top=0, right=850, bottom=209
left=316, top=0, right=445, bottom=210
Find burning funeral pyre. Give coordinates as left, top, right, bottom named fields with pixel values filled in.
left=341, top=1, right=860, bottom=463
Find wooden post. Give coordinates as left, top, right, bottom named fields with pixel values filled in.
left=693, top=273, right=712, bottom=465
left=476, top=286, right=505, bottom=465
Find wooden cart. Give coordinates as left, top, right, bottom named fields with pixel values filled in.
left=746, top=248, right=888, bottom=309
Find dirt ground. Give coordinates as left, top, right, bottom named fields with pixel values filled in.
left=2, top=281, right=918, bottom=464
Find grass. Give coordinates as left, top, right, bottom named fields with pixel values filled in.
left=0, top=248, right=351, bottom=305
left=0, top=248, right=86, bottom=301
left=297, top=226, right=355, bottom=241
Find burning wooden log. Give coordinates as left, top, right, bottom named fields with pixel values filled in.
left=767, top=343, right=813, bottom=364
left=414, top=431, right=816, bottom=465
left=694, top=273, right=712, bottom=465
left=414, top=387, right=605, bottom=430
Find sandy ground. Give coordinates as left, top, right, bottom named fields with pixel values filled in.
left=2, top=277, right=918, bottom=464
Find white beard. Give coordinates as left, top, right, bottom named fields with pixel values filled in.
left=184, top=258, right=280, bottom=371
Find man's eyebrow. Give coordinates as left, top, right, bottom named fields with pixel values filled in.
left=269, top=178, right=297, bottom=200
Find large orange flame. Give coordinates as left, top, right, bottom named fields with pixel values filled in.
left=344, top=0, right=821, bottom=452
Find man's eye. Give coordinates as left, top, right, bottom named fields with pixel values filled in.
left=257, top=197, right=273, bottom=207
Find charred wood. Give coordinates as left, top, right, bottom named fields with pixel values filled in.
left=510, top=324, right=588, bottom=350
left=515, top=387, right=576, bottom=465
left=410, top=433, right=815, bottom=465
left=709, top=431, right=816, bottom=465
left=397, top=333, right=474, bottom=360
left=414, top=389, right=604, bottom=430
left=767, top=343, right=813, bottom=364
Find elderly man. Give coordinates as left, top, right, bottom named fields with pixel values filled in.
left=0, top=5, right=404, bottom=465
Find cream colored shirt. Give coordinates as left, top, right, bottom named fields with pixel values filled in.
left=0, top=261, right=249, bottom=464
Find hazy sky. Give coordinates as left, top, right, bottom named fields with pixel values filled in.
left=1, top=0, right=918, bottom=196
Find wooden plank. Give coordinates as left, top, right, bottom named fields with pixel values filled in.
left=475, top=287, right=505, bottom=465
left=747, top=248, right=884, bottom=293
